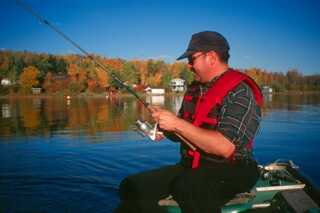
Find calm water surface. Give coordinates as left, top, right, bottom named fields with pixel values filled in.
left=0, top=94, right=320, bottom=213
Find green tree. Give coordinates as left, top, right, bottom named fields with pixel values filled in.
left=122, top=62, right=140, bottom=85
left=43, top=72, right=55, bottom=93
left=180, top=65, right=194, bottom=84
left=286, top=69, right=302, bottom=91
left=161, top=70, right=172, bottom=88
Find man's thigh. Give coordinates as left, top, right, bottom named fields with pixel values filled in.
left=116, top=164, right=183, bottom=213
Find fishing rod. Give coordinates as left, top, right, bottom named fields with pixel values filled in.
left=15, top=0, right=150, bottom=112
left=15, top=0, right=196, bottom=150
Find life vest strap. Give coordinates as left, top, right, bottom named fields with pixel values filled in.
left=188, top=150, right=201, bottom=169
left=184, top=95, right=193, bottom=101
left=193, top=69, right=263, bottom=127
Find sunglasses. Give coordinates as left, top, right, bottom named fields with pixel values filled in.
left=188, top=53, right=204, bottom=65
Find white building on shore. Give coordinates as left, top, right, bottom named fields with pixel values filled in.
left=170, top=78, right=185, bottom=92
left=144, top=87, right=165, bottom=95
left=262, top=86, right=273, bottom=94
left=1, top=78, right=12, bottom=86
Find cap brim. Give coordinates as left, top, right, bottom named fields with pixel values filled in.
left=176, top=52, right=188, bottom=60
left=176, top=50, right=193, bottom=60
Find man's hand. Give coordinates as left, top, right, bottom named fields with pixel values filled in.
left=149, top=106, right=235, bottom=159
left=150, top=106, right=182, bottom=132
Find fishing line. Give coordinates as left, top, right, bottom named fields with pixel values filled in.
left=15, top=0, right=196, bottom=150
left=15, top=0, right=150, bottom=111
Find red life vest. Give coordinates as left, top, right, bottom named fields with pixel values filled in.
left=182, top=69, right=263, bottom=169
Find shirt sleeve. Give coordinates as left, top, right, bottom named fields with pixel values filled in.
left=216, top=82, right=262, bottom=145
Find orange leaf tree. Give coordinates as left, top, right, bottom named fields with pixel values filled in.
left=43, top=72, right=54, bottom=93
left=19, top=65, right=39, bottom=94
left=96, top=69, right=109, bottom=89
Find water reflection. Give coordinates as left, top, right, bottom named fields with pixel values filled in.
left=262, top=93, right=320, bottom=114
left=0, top=93, right=319, bottom=139
left=0, top=94, right=320, bottom=213
left=263, top=93, right=273, bottom=103
left=1, top=103, right=11, bottom=118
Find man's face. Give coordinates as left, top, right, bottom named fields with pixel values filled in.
left=187, top=52, right=208, bottom=82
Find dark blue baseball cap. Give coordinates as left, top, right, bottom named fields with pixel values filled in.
left=177, top=31, right=230, bottom=60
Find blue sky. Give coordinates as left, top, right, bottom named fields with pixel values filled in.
left=1, top=0, right=320, bottom=75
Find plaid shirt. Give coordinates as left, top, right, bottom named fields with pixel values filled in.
left=178, top=76, right=262, bottom=162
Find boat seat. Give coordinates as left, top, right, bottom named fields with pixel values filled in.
left=225, top=192, right=256, bottom=205
left=158, top=192, right=256, bottom=207
left=255, top=184, right=305, bottom=192
left=272, top=189, right=319, bottom=212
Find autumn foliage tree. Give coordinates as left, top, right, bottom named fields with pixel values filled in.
left=19, top=66, right=39, bottom=94
left=180, top=64, right=194, bottom=85
left=1, top=50, right=320, bottom=95
left=96, top=69, right=109, bottom=88
left=121, top=62, right=140, bottom=85
left=43, top=72, right=54, bottom=93
left=130, top=60, right=149, bottom=86
left=145, top=60, right=168, bottom=86
left=67, top=63, right=86, bottom=93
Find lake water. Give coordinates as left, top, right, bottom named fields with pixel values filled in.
left=0, top=94, right=320, bottom=213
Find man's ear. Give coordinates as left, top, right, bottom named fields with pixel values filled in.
left=207, top=51, right=217, bottom=66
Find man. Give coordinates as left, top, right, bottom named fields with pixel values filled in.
left=117, top=31, right=263, bottom=213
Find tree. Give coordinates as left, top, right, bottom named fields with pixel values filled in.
left=161, top=70, right=172, bottom=88
left=102, top=58, right=124, bottom=73
left=245, top=68, right=264, bottom=86
left=170, top=62, right=185, bottom=78
left=43, top=72, right=54, bottom=93
left=146, top=60, right=168, bottom=86
left=286, top=69, right=302, bottom=90
left=87, top=78, right=98, bottom=92
left=180, top=65, right=194, bottom=85
left=121, top=62, right=139, bottom=85
left=131, top=60, right=148, bottom=85
left=19, top=66, right=39, bottom=94
left=48, top=55, right=67, bottom=74
left=96, top=69, right=109, bottom=88
left=67, top=63, right=78, bottom=81
left=3, top=50, right=320, bottom=94
left=34, top=54, right=52, bottom=81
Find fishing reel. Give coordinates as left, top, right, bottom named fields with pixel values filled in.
left=135, top=119, right=162, bottom=141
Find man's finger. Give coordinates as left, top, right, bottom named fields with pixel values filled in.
left=148, top=105, right=161, bottom=113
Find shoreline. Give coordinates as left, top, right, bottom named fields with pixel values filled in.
left=0, top=91, right=319, bottom=99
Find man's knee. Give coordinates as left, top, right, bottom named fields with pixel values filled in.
left=119, top=165, right=182, bottom=200
left=119, top=176, right=137, bottom=200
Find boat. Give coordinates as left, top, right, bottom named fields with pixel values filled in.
left=160, top=160, right=320, bottom=213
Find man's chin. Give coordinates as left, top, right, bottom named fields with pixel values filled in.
left=195, top=76, right=206, bottom=83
